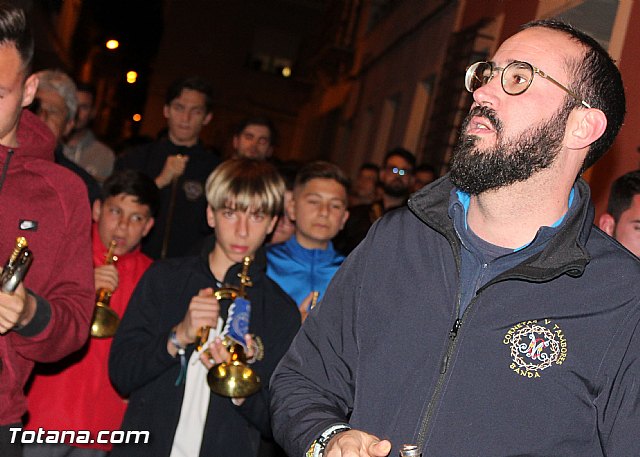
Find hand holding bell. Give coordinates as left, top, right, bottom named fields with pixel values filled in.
left=176, top=287, right=220, bottom=346
left=200, top=333, right=260, bottom=400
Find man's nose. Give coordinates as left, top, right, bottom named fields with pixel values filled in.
left=472, top=71, right=502, bottom=107
left=236, top=216, right=249, bottom=237
left=318, top=202, right=329, bottom=216
left=117, top=215, right=130, bottom=229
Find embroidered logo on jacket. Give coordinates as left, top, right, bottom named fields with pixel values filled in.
left=19, top=220, right=38, bottom=231
left=503, top=319, right=567, bottom=379
left=183, top=180, right=203, bottom=201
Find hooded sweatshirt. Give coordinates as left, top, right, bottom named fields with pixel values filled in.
left=0, top=110, right=94, bottom=425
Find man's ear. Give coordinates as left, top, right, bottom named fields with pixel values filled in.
left=340, top=209, right=350, bottom=229
left=63, top=117, right=75, bottom=137
left=92, top=199, right=102, bottom=223
left=141, top=217, right=155, bottom=237
left=202, top=112, right=212, bottom=126
left=206, top=205, right=215, bottom=228
left=21, top=73, right=38, bottom=107
left=286, top=195, right=296, bottom=222
left=598, top=213, right=616, bottom=237
left=566, top=108, right=607, bottom=150
left=266, top=214, right=278, bottom=235
left=163, top=104, right=170, bottom=120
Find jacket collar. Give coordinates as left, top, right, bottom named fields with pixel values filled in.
left=282, top=236, right=341, bottom=263
left=408, top=175, right=593, bottom=281
left=197, top=233, right=267, bottom=286
left=0, top=109, right=56, bottom=161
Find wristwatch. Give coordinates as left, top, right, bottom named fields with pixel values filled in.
left=306, top=424, right=351, bottom=457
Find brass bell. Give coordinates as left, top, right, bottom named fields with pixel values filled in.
left=207, top=340, right=261, bottom=397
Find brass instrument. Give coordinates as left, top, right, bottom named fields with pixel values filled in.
left=310, top=291, right=319, bottom=310
left=1, top=237, right=33, bottom=294
left=90, top=240, right=120, bottom=338
left=203, top=256, right=262, bottom=397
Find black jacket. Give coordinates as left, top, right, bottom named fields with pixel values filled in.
left=271, top=176, right=640, bottom=457
left=115, top=138, right=221, bottom=259
left=109, top=248, right=300, bottom=457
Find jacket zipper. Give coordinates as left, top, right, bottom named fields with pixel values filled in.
left=415, top=311, right=464, bottom=450
left=413, top=261, right=578, bottom=451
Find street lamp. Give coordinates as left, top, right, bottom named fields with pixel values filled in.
left=126, top=71, right=138, bottom=84
left=105, top=39, right=119, bottom=50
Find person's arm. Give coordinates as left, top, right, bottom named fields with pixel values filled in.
left=7, top=181, right=94, bottom=361
left=234, top=287, right=300, bottom=438
left=108, top=264, right=180, bottom=395
left=109, top=268, right=220, bottom=396
left=270, top=229, right=378, bottom=457
left=596, top=302, right=640, bottom=456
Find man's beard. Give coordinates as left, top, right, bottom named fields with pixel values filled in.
left=382, top=178, right=410, bottom=198
left=450, top=103, right=571, bottom=195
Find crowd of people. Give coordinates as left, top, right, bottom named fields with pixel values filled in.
left=1, top=2, right=640, bottom=457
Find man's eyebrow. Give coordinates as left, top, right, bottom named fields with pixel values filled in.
left=488, top=59, right=519, bottom=67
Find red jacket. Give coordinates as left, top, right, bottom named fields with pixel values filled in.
left=26, top=224, right=152, bottom=450
left=0, top=110, right=94, bottom=425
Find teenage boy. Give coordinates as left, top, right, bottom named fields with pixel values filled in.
left=232, top=116, right=277, bottom=160
left=267, top=161, right=350, bottom=321
left=598, top=170, right=640, bottom=258
left=24, top=170, right=158, bottom=457
left=109, top=158, right=300, bottom=457
left=0, top=6, right=94, bottom=456
left=115, top=76, right=221, bottom=259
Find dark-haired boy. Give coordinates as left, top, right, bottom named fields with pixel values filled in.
left=232, top=116, right=277, bottom=160
left=109, top=158, right=299, bottom=457
left=267, top=161, right=350, bottom=320
left=25, top=170, right=158, bottom=457
left=115, top=76, right=221, bottom=259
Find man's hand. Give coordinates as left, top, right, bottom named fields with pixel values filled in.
left=200, top=334, right=257, bottom=368
left=94, top=264, right=118, bottom=293
left=325, top=429, right=392, bottom=456
left=0, top=282, right=37, bottom=334
left=200, top=334, right=257, bottom=406
left=298, top=292, right=315, bottom=323
left=155, top=154, right=189, bottom=189
left=172, top=287, right=219, bottom=348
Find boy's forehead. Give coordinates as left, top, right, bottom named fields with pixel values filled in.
left=105, top=193, right=150, bottom=211
left=223, top=197, right=266, bottom=212
left=297, top=177, right=348, bottom=198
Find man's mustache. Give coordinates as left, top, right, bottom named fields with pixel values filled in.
left=461, top=105, right=503, bottom=134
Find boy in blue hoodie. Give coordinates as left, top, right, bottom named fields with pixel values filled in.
left=267, top=161, right=349, bottom=321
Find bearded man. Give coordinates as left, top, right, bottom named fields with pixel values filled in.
left=270, top=19, right=639, bottom=457
left=334, top=147, right=416, bottom=255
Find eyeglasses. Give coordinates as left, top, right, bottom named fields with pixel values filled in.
left=386, top=166, right=412, bottom=176
left=465, top=61, right=591, bottom=109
